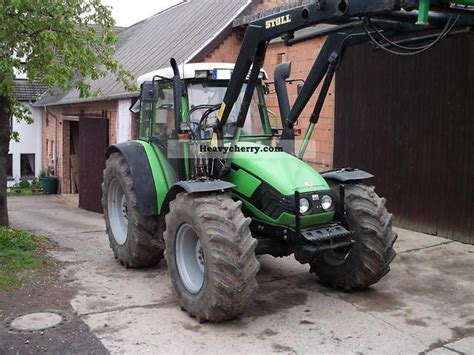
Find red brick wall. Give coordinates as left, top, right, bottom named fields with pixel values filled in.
left=264, top=39, right=334, bottom=171
left=109, top=110, right=117, bottom=145
left=202, top=0, right=335, bottom=171
left=204, top=32, right=243, bottom=63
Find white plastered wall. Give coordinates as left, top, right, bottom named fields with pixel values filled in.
left=8, top=102, right=42, bottom=186
left=117, top=99, right=132, bottom=143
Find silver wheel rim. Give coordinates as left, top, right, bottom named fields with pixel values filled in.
left=175, top=224, right=205, bottom=294
left=107, top=178, right=128, bottom=246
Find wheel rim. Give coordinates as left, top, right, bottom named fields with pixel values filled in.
left=107, top=178, right=128, bottom=246
left=175, top=224, right=205, bottom=294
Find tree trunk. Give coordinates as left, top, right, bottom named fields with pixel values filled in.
left=0, top=94, right=11, bottom=227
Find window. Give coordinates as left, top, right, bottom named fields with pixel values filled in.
left=155, top=82, right=175, bottom=136
left=139, top=101, right=153, bottom=138
left=20, top=154, right=35, bottom=178
left=187, top=83, right=266, bottom=138
left=276, top=53, right=285, bottom=64
left=7, top=154, right=12, bottom=179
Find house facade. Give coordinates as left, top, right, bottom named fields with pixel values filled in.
left=8, top=80, right=46, bottom=186
left=35, top=0, right=333, bottom=201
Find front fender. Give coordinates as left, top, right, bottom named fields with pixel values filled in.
left=321, top=168, right=374, bottom=183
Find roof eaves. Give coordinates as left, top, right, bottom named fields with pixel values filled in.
left=33, top=91, right=140, bottom=107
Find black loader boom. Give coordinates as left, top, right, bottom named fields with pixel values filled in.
left=206, top=0, right=474, bottom=176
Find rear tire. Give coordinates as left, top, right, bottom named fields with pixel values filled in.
left=310, top=183, right=397, bottom=290
left=164, top=192, right=259, bottom=322
left=102, top=153, right=164, bottom=268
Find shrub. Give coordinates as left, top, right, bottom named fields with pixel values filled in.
left=31, top=177, right=40, bottom=189
left=19, top=180, right=31, bottom=188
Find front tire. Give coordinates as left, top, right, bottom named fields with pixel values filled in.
left=310, top=183, right=397, bottom=290
left=164, top=192, right=259, bottom=322
left=102, top=153, right=164, bottom=268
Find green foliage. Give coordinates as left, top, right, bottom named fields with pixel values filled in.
left=0, top=0, right=136, bottom=127
left=18, top=179, right=30, bottom=188
left=7, top=187, right=33, bottom=196
left=0, top=227, right=46, bottom=291
left=38, top=169, right=48, bottom=178
left=30, top=177, right=40, bottom=189
left=0, top=227, right=38, bottom=251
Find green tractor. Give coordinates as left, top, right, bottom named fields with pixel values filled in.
left=103, top=0, right=474, bottom=322
left=102, top=61, right=396, bottom=321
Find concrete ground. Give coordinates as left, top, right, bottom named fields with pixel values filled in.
left=7, top=195, right=474, bottom=354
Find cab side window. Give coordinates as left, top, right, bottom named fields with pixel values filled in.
left=155, top=82, right=175, bottom=136
left=139, top=101, right=153, bottom=138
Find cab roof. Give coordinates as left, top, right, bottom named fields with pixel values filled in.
left=137, top=62, right=268, bottom=85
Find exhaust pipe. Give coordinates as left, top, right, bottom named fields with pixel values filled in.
left=274, top=62, right=292, bottom=125
left=274, top=62, right=295, bottom=154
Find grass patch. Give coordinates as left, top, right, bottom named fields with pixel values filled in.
left=7, top=187, right=38, bottom=196
left=0, top=227, right=48, bottom=291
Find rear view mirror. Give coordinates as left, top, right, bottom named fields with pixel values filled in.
left=263, top=85, right=270, bottom=95
left=141, top=82, right=159, bottom=102
left=158, top=87, right=166, bottom=100
left=297, top=83, right=304, bottom=96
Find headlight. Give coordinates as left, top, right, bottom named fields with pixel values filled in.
left=321, top=195, right=333, bottom=211
left=299, top=198, right=310, bottom=214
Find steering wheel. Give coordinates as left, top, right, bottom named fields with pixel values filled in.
left=158, top=103, right=173, bottom=110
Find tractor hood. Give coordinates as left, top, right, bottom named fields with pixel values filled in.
left=230, top=142, right=329, bottom=196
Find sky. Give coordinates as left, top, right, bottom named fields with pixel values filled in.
left=101, top=0, right=183, bottom=27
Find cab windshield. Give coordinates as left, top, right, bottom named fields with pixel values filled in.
left=187, top=82, right=270, bottom=139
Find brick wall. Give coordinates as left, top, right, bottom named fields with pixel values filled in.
left=202, top=0, right=335, bottom=171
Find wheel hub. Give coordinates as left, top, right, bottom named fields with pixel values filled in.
left=195, top=240, right=205, bottom=273
left=121, top=195, right=128, bottom=221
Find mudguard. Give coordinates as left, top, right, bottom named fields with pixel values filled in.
left=106, top=141, right=160, bottom=216
left=161, top=180, right=235, bottom=216
left=321, top=168, right=374, bottom=183
left=173, top=180, right=235, bottom=193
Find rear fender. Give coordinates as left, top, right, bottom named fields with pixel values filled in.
left=106, top=141, right=173, bottom=216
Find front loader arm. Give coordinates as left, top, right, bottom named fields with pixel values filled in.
left=211, top=0, right=474, bottom=176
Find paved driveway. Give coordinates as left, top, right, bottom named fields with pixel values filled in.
left=8, top=195, right=474, bottom=354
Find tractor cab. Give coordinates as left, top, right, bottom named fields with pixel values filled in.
left=134, top=63, right=273, bottom=149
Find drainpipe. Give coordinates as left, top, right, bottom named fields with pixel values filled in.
left=44, top=107, right=59, bottom=191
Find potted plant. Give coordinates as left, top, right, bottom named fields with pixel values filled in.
left=30, top=177, right=42, bottom=194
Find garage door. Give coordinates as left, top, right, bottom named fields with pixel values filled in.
left=79, top=116, right=109, bottom=213
left=333, top=33, right=474, bottom=244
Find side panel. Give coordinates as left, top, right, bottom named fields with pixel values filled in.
left=106, top=140, right=175, bottom=216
